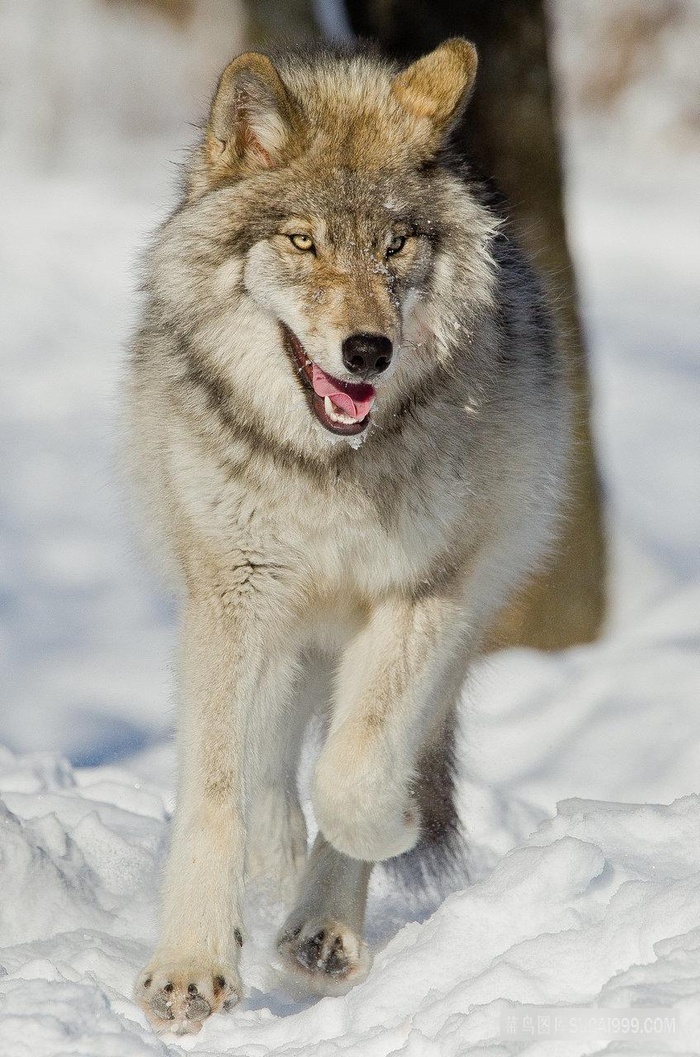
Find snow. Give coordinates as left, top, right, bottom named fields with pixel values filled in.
left=3, top=754, right=700, bottom=1054
left=2, top=1, right=700, bottom=1054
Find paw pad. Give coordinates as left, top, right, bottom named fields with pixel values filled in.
left=277, top=917, right=370, bottom=993
left=136, top=964, right=240, bottom=1035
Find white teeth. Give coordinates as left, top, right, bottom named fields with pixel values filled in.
left=323, top=395, right=356, bottom=426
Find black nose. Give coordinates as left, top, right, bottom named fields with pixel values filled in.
left=342, top=333, right=393, bottom=375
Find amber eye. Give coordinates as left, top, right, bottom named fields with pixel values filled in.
left=386, top=234, right=407, bottom=257
left=289, top=233, right=315, bottom=253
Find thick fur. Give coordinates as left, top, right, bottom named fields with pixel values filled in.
left=125, top=40, right=570, bottom=1035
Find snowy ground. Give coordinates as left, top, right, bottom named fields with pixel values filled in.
left=2, top=9, right=700, bottom=1055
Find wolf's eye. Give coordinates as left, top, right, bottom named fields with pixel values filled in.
left=386, top=234, right=407, bottom=257
left=289, top=233, right=315, bottom=253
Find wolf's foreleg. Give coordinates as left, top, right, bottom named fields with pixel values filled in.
left=136, top=590, right=295, bottom=1035
left=313, top=593, right=465, bottom=862
left=277, top=833, right=372, bottom=993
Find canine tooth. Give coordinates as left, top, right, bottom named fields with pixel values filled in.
left=323, top=394, right=359, bottom=426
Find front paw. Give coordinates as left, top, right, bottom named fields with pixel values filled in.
left=313, top=740, right=421, bottom=861
left=135, top=959, right=241, bottom=1036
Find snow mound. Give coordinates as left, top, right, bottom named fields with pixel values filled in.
left=1, top=746, right=699, bottom=1055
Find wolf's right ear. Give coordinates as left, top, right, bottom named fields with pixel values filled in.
left=200, top=53, right=304, bottom=182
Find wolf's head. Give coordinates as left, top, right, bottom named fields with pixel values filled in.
left=150, top=41, right=497, bottom=453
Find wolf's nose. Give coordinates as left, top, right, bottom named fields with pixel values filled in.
left=342, top=333, right=393, bottom=375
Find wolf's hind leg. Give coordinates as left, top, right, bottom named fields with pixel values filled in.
left=245, top=653, right=331, bottom=900
left=246, top=786, right=308, bottom=902
left=277, top=834, right=372, bottom=994
left=390, top=705, right=463, bottom=887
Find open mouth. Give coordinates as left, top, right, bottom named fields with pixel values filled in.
left=282, top=325, right=375, bottom=436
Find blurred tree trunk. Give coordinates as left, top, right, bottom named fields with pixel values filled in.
left=244, top=0, right=319, bottom=45
left=342, top=0, right=606, bottom=651
left=103, top=0, right=194, bottom=22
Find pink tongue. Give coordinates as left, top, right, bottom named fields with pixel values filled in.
left=311, top=363, right=376, bottom=421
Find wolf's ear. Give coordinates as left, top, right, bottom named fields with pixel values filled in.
left=391, top=38, right=478, bottom=150
left=204, top=52, right=303, bottom=174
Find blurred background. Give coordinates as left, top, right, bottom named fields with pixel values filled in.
left=0, top=0, right=699, bottom=812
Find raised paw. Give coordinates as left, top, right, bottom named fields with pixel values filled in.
left=313, top=742, right=421, bottom=861
left=277, top=917, right=371, bottom=996
left=135, top=961, right=241, bottom=1035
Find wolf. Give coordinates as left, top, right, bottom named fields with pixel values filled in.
left=126, top=38, right=570, bottom=1035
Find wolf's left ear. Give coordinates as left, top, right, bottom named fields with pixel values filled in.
left=391, top=38, right=478, bottom=150
left=203, top=52, right=304, bottom=176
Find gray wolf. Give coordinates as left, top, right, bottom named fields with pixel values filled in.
left=126, top=39, right=570, bottom=1035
